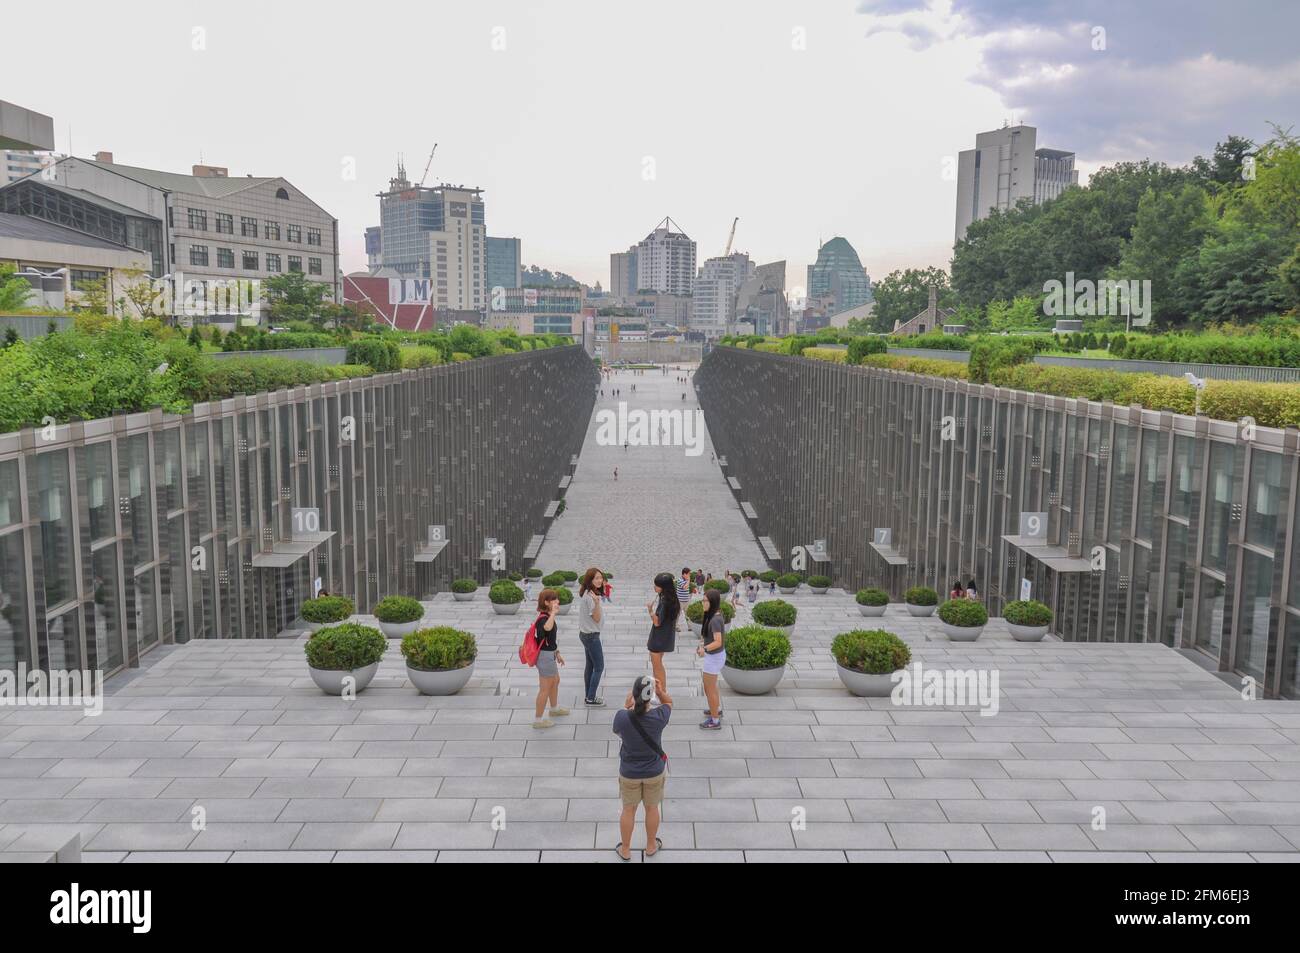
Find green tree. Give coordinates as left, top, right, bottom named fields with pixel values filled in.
left=263, top=273, right=332, bottom=327
left=871, top=267, right=953, bottom=332
left=0, top=263, right=35, bottom=312
left=1111, top=184, right=1212, bottom=327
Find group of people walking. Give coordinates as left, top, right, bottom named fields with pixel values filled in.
left=949, top=579, right=980, bottom=600
left=522, top=566, right=732, bottom=859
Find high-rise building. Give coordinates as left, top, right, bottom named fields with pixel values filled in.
left=634, top=217, right=695, bottom=296
left=364, top=226, right=382, bottom=270
left=734, top=260, right=789, bottom=336
left=954, top=123, right=1078, bottom=242
left=806, top=237, right=872, bottom=318
left=1, top=150, right=61, bottom=186
left=487, top=236, right=522, bottom=292
left=610, top=248, right=637, bottom=300
left=691, top=252, right=753, bottom=339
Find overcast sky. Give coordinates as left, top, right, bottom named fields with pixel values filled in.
left=6, top=0, right=1296, bottom=290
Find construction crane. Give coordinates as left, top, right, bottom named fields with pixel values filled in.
left=723, top=216, right=739, bottom=256
left=418, top=144, right=439, bottom=188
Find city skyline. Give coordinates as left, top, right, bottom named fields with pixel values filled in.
left=3, top=0, right=1295, bottom=292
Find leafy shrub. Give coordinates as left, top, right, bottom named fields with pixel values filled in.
left=724, top=626, right=792, bottom=670
left=304, top=623, right=386, bottom=670
left=751, top=599, right=797, bottom=627
left=892, top=331, right=972, bottom=352
left=401, top=626, right=477, bottom=671
left=808, top=575, right=832, bottom=588
left=832, top=630, right=910, bottom=674
left=541, top=572, right=566, bottom=587
left=704, top=578, right=731, bottom=592
left=346, top=338, right=402, bottom=372
left=560, top=570, right=579, bottom=582
left=759, top=570, right=780, bottom=583
left=451, top=352, right=473, bottom=362
left=939, top=599, right=989, bottom=627
left=526, top=568, right=543, bottom=578
left=804, top=346, right=847, bottom=364
left=905, top=586, right=938, bottom=606
left=489, top=580, right=524, bottom=604
left=776, top=573, right=802, bottom=588
left=861, top=354, right=970, bottom=379
left=300, top=595, right=355, bottom=623
left=191, top=357, right=372, bottom=403
left=451, top=578, right=478, bottom=594
left=969, top=338, right=1034, bottom=384
left=555, top=586, right=573, bottom=605
left=507, top=571, right=523, bottom=581
left=401, top=345, right=444, bottom=369
left=847, top=337, right=887, bottom=365
left=856, top=588, right=889, bottom=607
left=1003, top=599, right=1052, bottom=627
left=685, top=599, right=736, bottom=624
left=373, top=595, right=424, bottom=624
left=741, top=569, right=759, bottom=578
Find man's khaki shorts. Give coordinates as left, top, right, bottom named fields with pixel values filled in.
left=619, top=772, right=666, bottom=807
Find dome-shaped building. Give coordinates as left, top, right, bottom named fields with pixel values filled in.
left=806, top=237, right=872, bottom=316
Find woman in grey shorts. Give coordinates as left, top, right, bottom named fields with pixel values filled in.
left=532, top=588, right=568, bottom=729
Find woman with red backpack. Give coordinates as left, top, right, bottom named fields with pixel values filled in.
left=531, top=589, right=567, bottom=730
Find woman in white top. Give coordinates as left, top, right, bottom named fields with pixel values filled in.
left=577, top=567, right=606, bottom=707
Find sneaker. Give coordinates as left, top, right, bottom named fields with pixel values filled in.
left=532, top=719, right=555, bottom=729
left=584, top=697, right=606, bottom=707
left=549, top=707, right=571, bottom=717
left=699, top=718, right=722, bottom=730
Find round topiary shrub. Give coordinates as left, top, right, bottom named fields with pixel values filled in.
left=808, top=575, right=832, bottom=589
left=759, top=570, right=780, bottom=583
left=939, top=599, right=989, bottom=627
left=560, top=570, right=579, bottom=582
left=300, top=595, right=355, bottom=624
left=305, top=623, right=386, bottom=670
left=451, top=578, right=478, bottom=594
left=776, top=573, right=802, bottom=589
left=742, top=569, right=759, bottom=579
left=724, top=625, right=792, bottom=671
left=856, top=588, right=889, bottom=607
left=373, top=596, right=424, bottom=624
left=541, top=572, right=566, bottom=588
left=751, top=599, right=797, bottom=628
left=704, top=578, right=731, bottom=593
left=1003, top=600, right=1052, bottom=626
left=526, top=568, right=543, bottom=579
left=832, top=630, right=911, bottom=674
left=507, top=571, right=523, bottom=582
left=555, top=586, right=573, bottom=605
left=905, top=586, right=938, bottom=606
left=489, top=580, right=525, bottom=605
left=685, top=599, right=736, bottom=624
left=401, top=627, right=478, bottom=671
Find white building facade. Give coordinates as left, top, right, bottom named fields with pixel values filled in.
left=691, top=252, right=753, bottom=339
left=954, top=124, right=1078, bottom=242
left=635, top=217, right=695, bottom=296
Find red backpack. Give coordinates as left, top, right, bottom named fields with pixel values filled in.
left=518, top=616, right=543, bottom=667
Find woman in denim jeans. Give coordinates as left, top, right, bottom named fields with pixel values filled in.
left=577, top=567, right=607, bottom=707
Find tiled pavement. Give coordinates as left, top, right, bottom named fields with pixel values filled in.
left=4, top=366, right=1300, bottom=863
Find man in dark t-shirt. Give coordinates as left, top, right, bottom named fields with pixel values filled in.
left=611, top=676, right=672, bottom=860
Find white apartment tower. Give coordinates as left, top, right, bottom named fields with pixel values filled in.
left=635, top=217, right=696, bottom=296
left=427, top=186, right=486, bottom=312
left=954, top=124, right=1078, bottom=242
left=691, top=252, right=753, bottom=339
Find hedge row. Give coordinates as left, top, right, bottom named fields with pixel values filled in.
left=190, top=357, right=374, bottom=402
left=802, top=346, right=847, bottom=363
left=1120, top=333, right=1300, bottom=368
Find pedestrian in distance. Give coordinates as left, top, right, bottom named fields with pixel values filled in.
left=966, top=579, right=979, bottom=600
left=950, top=580, right=965, bottom=600
left=614, top=467, right=619, bottom=481
left=531, top=588, right=567, bottom=729
left=676, top=568, right=692, bottom=633
left=613, top=675, right=672, bottom=861
left=578, top=568, right=607, bottom=707
left=697, top=589, right=726, bottom=729
left=647, top=572, right=681, bottom=689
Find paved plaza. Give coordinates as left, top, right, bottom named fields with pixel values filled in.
left=3, top=365, right=1300, bottom=862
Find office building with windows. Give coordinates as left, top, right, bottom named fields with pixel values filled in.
left=486, top=236, right=522, bottom=293
left=609, top=248, right=637, bottom=300
left=955, top=123, right=1078, bottom=242
left=634, top=217, right=695, bottom=296
left=692, top=252, right=753, bottom=339
left=806, top=237, right=872, bottom=318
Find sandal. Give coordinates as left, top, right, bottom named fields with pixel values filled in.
left=645, top=836, right=663, bottom=858
left=615, top=842, right=632, bottom=862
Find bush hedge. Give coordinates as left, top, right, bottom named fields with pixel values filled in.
left=723, top=625, right=792, bottom=670
left=1003, top=599, right=1052, bottom=627
left=776, top=573, right=802, bottom=588
left=704, top=578, right=731, bottom=593
left=373, top=595, right=424, bottom=624
left=555, top=586, right=573, bottom=605
left=856, top=588, right=889, bottom=607
left=759, top=570, right=780, bottom=583
left=299, top=595, right=355, bottom=623
left=905, top=586, right=937, bottom=606
left=803, top=346, right=847, bottom=364
left=541, top=572, right=566, bottom=588
left=685, top=599, right=736, bottom=624
left=832, top=630, right=910, bottom=674
left=401, top=626, right=477, bottom=671
left=808, top=575, right=832, bottom=589
left=861, top=354, right=970, bottom=379
left=345, top=338, right=402, bottom=372
left=304, top=623, right=386, bottom=670
left=751, top=599, right=797, bottom=627
left=451, top=578, right=478, bottom=594
left=847, top=337, right=888, bottom=365
left=939, top=599, right=989, bottom=627
left=489, top=580, right=524, bottom=605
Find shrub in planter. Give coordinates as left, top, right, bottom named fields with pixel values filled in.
left=807, top=574, right=832, bottom=593
left=561, top=570, right=579, bottom=582
left=741, top=569, right=759, bottom=579
left=451, top=578, right=478, bottom=594
left=832, top=629, right=910, bottom=697
left=299, top=595, right=355, bottom=629
left=304, top=623, right=386, bottom=695
left=938, top=598, right=988, bottom=642
left=541, top=572, right=567, bottom=588
left=555, top=586, right=574, bottom=614
left=373, top=595, right=425, bottom=638
left=507, top=571, right=523, bottom=581
left=904, top=586, right=938, bottom=617
left=751, top=599, right=796, bottom=630
left=776, top=572, right=802, bottom=592
left=525, top=568, right=543, bottom=579
left=759, top=570, right=780, bottom=584
left=721, top=625, right=792, bottom=695
left=401, top=626, right=478, bottom=695
left=1003, top=599, right=1052, bottom=641
left=704, top=578, right=731, bottom=593
left=489, top=579, right=525, bottom=615
left=685, top=599, right=735, bottom=629
left=856, top=587, right=889, bottom=617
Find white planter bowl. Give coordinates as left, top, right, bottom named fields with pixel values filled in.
left=778, top=586, right=798, bottom=595
left=1007, top=622, right=1050, bottom=642
left=857, top=603, right=888, bottom=617
left=941, top=621, right=985, bottom=642
left=721, top=664, right=785, bottom=695
left=687, top=620, right=701, bottom=636
left=809, top=586, right=829, bottom=595
left=563, top=581, right=577, bottom=590
left=377, top=619, right=422, bottom=639
left=452, top=591, right=476, bottom=602
left=906, top=603, right=936, bottom=618
left=558, top=602, right=572, bottom=616
left=308, top=662, right=379, bottom=696
left=836, top=664, right=899, bottom=697
left=492, top=602, right=522, bottom=615
left=407, top=663, right=474, bottom=695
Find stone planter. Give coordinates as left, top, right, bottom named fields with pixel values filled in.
left=563, top=581, right=577, bottom=590
left=452, top=592, right=476, bottom=603
left=299, top=619, right=324, bottom=633
left=906, top=603, right=936, bottom=618
left=407, top=663, right=475, bottom=695
left=377, top=619, right=422, bottom=640
left=809, top=586, right=829, bottom=595
left=778, top=586, right=798, bottom=595
left=857, top=604, right=888, bottom=618
left=836, top=664, right=899, bottom=698
left=492, top=602, right=522, bottom=615
left=558, top=602, right=572, bottom=616
left=1007, top=623, right=1049, bottom=642
left=721, top=664, right=786, bottom=695
left=687, top=620, right=701, bottom=636
left=941, top=621, right=984, bottom=642
left=308, top=662, right=379, bottom=696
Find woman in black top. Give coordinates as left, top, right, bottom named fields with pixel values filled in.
left=646, top=572, right=680, bottom=690
left=532, top=588, right=567, bottom=730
